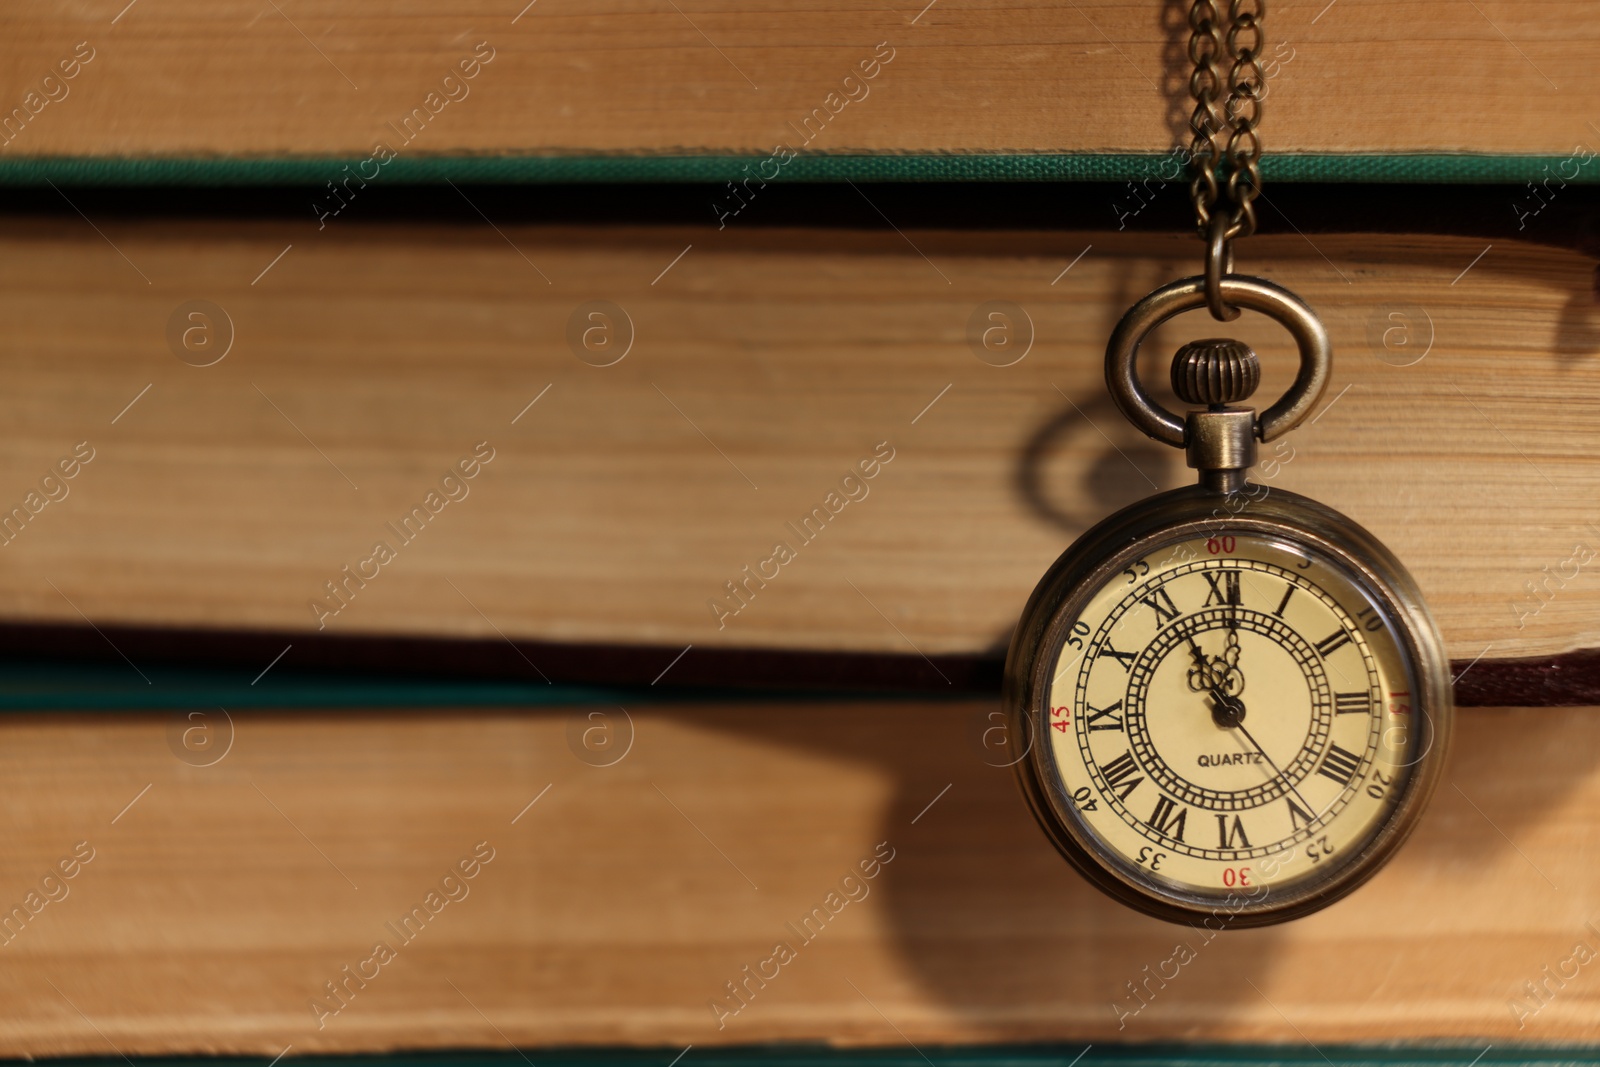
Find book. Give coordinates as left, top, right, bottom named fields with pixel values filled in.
left=0, top=2, right=1596, bottom=171
left=0, top=194, right=1596, bottom=686
left=0, top=698, right=1594, bottom=1054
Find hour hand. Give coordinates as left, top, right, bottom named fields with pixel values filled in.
left=1187, top=639, right=1246, bottom=726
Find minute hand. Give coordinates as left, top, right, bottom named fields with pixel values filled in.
left=1234, top=720, right=1320, bottom=819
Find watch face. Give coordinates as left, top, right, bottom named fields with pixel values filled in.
left=1034, top=525, right=1437, bottom=920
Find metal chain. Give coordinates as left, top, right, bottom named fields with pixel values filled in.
left=1186, top=1, right=1227, bottom=238
left=1187, top=0, right=1265, bottom=243
left=1223, top=0, right=1266, bottom=240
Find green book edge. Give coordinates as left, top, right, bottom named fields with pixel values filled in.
left=0, top=661, right=988, bottom=711
left=0, top=153, right=1592, bottom=186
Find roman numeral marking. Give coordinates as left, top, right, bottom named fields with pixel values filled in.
left=1084, top=700, right=1125, bottom=732
left=1315, top=628, right=1353, bottom=658
left=1138, top=585, right=1182, bottom=627
left=1217, top=813, right=1251, bottom=849
left=1098, top=751, right=1145, bottom=801
left=1147, top=796, right=1189, bottom=841
left=1203, top=569, right=1241, bottom=608
left=1274, top=585, right=1295, bottom=617
left=1098, top=643, right=1138, bottom=670
left=1334, top=691, right=1371, bottom=715
left=1286, top=795, right=1315, bottom=830
left=1317, top=743, right=1363, bottom=786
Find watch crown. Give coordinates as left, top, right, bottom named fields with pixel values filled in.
left=1171, top=338, right=1261, bottom=407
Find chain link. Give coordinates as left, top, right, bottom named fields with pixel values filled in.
left=1188, top=0, right=1265, bottom=242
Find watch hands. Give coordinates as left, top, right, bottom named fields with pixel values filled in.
left=1228, top=570, right=1238, bottom=636
left=1232, top=719, right=1320, bottom=818
left=1186, top=628, right=1318, bottom=815
left=1186, top=635, right=1246, bottom=728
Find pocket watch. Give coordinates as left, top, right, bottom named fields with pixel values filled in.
left=1002, top=0, right=1452, bottom=927
left=1004, top=274, right=1452, bottom=926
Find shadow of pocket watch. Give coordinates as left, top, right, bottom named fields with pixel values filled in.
left=1003, top=275, right=1453, bottom=927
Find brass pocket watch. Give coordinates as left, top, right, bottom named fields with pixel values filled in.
left=1004, top=1, right=1450, bottom=925
left=1003, top=277, right=1451, bottom=925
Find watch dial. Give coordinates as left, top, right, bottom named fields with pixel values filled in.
left=1045, top=532, right=1423, bottom=905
